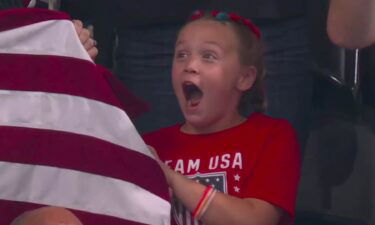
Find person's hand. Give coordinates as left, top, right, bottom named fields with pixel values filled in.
left=73, top=20, right=98, bottom=60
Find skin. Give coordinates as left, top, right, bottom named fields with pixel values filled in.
left=73, top=20, right=98, bottom=60
left=327, top=0, right=375, bottom=49
left=172, top=20, right=256, bottom=134
left=11, top=207, right=83, bottom=225
left=152, top=20, right=283, bottom=225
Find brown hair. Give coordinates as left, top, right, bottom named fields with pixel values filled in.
left=182, top=11, right=267, bottom=113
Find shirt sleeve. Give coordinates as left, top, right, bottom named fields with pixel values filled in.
left=242, top=120, right=301, bottom=224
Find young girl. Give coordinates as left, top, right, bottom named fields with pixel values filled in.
left=144, top=11, right=300, bottom=225
left=143, top=10, right=301, bottom=225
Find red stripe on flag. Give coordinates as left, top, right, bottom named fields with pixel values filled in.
left=0, top=53, right=148, bottom=118
left=0, top=53, right=119, bottom=107
left=0, top=200, right=148, bottom=225
left=0, top=126, right=169, bottom=202
left=0, top=8, right=70, bottom=32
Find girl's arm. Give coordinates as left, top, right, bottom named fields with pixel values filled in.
left=147, top=120, right=299, bottom=225
left=160, top=163, right=283, bottom=225
left=327, top=0, right=375, bottom=49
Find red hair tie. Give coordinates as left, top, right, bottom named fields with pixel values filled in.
left=241, top=18, right=261, bottom=39
left=190, top=10, right=204, bottom=20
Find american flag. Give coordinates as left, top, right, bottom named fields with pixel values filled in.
left=0, top=8, right=170, bottom=225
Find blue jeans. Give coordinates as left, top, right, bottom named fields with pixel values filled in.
left=114, top=25, right=184, bottom=133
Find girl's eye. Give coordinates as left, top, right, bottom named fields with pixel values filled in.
left=202, top=52, right=217, bottom=61
left=175, top=51, right=188, bottom=59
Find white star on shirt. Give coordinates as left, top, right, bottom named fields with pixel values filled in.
left=234, top=174, right=240, bottom=182
left=234, top=186, right=240, bottom=193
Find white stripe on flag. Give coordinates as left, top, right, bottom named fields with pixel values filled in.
left=0, top=90, right=153, bottom=158
left=0, top=161, right=170, bottom=225
left=0, top=19, right=92, bottom=62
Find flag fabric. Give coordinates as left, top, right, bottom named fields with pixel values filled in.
left=0, top=8, right=170, bottom=225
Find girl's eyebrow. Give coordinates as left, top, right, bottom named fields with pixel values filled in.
left=175, top=40, right=224, bottom=51
left=203, top=41, right=224, bottom=51
left=203, top=41, right=220, bottom=47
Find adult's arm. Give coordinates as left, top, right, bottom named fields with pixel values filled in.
left=327, top=0, right=375, bottom=49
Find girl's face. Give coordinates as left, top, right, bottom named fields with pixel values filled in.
left=172, top=20, right=256, bottom=134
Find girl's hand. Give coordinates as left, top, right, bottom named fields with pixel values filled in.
left=73, top=20, right=98, bottom=60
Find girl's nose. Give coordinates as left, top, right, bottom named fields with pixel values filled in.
left=184, top=58, right=199, bottom=74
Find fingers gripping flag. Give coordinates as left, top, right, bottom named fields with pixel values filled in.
left=0, top=8, right=170, bottom=225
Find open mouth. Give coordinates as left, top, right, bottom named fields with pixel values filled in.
left=182, top=82, right=203, bottom=107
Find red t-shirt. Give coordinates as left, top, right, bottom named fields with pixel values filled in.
left=143, top=113, right=301, bottom=225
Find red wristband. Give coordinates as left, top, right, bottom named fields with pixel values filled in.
left=192, top=186, right=215, bottom=219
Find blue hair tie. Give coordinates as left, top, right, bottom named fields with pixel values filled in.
left=216, top=12, right=229, bottom=21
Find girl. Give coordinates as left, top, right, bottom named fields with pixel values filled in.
left=144, top=10, right=301, bottom=225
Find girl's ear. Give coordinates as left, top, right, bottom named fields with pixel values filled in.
left=236, top=65, right=257, bottom=91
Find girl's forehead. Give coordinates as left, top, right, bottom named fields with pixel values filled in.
left=181, top=20, right=232, bottom=33
left=177, top=20, right=239, bottom=46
